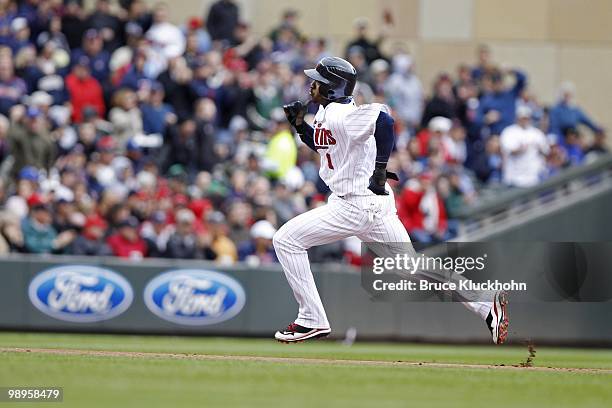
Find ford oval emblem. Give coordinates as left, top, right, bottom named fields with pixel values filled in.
left=28, top=265, right=134, bottom=323
left=144, top=269, right=246, bottom=325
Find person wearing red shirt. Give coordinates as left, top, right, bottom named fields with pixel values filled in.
left=65, top=55, right=105, bottom=123
left=397, top=172, right=449, bottom=244
left=106, top=216, right=147, bottom=259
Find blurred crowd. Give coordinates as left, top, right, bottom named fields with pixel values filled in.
left=0, top=0, right=608, bottom=262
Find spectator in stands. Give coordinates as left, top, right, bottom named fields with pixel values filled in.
left=442, top=123, right=467, bottom=165
left=192, top=98, right=218, bottom=172
left=265, top=111, right=297, bottom=179
left=397, top=172, right=450, bottom=244
left=471, top=44, right=494, bottom=84
left=8, top=106, right=55, bottom=177
left=165, top=208, right=210, bottom=259
left=206, top=0, right=240, bottom=44
left=86, top=0, right=123, bottom=52
left=384, top=53, right=423, bottom=132
left=269, top=9, right=302, bottom=45
left=476, top=68, right=527, bottom=136
left=345, top=17, right=385, bottom=64
left=4, top=166, right=38, bottom=222
left=560, top=127, right=585, bottom=166
left=416, top=116, right=452, bottom=159
left=146, top=2, right=186, bottom=64
left=472, top=135, right=503, bottom=184
left=141, top=210, right=172, bottom=257
left=421, top=74, right=456, bottom=128
left=157, top=56, right=194, bottom=120
left=585, top=130, right=608, bottom=161
left=106, top=216, right=147, bottom=259
left=125, top=0, right=153, bottom=34
left=548, top=81, right=603, bottom=142
left=21, top=194, right=75, bottom=254
left=206, top=210, right=238, bottom=264
left=346, top=46, right=371, bottom=85
left=500, top=106, right=549, bottom=188
left=141, top=81, right=176, bottom=135
left=61, top=0, right=87, bottom=50
left=7, top=17, right=30, bottom=54
left=65, top=55, right=105, bottom=122
left=118, top=47, right=149, bottom=90
left=69, top=215, right=113, bottom=256
left=238, top=219, right=277, bottom=265
left=0, top=48, right=27, bottom=116
left=109, top=88, right=143, bottom=150
left=0, top=113, right=10, bottom=163
left=71, top=29, right=111, bottom=84
left=36, top=15, right=70, bottom=53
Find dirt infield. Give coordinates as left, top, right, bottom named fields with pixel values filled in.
left=2, top=347, right=611, bottom=374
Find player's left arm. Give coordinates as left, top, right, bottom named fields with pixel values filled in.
left=368, top=110, right=399, bottom=195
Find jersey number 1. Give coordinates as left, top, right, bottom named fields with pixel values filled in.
left=325, top=153, right=334, bottom=170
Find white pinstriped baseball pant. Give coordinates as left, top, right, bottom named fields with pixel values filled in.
left=273, top=189, right=492, bottom=329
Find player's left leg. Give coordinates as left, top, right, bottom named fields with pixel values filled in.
left=357, top=199, right=508, bottom=344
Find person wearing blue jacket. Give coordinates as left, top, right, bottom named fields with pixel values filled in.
left=549, top=81, right=602, bottom=141
left=476, top=68, right=526, bottom=136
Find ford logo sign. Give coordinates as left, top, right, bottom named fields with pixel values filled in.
left=28, top=265, right=134, bottom=323
left=144, top=269, right=246, bottom=325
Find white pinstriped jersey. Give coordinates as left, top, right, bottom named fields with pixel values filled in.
left=312, top=100, right=390, bottom=196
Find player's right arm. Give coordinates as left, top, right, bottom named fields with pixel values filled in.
left=284, top=101, right=317, bottom=152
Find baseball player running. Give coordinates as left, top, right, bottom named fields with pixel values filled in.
left=274, top=57, right=508, bottom=344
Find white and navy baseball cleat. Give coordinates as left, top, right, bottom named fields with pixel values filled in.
left=275, top=323, right=331, bottom=343
left=486, top=291, right=509, bottom=344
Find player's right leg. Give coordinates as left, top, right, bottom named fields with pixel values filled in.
left=273, top=195, right=366, bottom=342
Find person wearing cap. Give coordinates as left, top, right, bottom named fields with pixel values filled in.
left=68, top=215, right=113, bottom=256
left=238, top=219, right=278, bottom=265
left=476, top=67, right=527, bottom=136
left=549, top=81, right=603, bottom=141
left=21, top=194, right=76, bottom=254
left=106, top=216, right=148, bottom=259
left=65, top=55, right=106, bottom=122
left=500, top=105, right=549, bottom=188
left=0, top=49, right=27, bottom=116
left=414, top=116, right=452, bottom=158
left=70, top=28, right=111, bottom=84
left=8, top=105, right=56, bottom=178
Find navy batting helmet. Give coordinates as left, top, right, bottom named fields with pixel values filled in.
left=304, top=57, right=357, bottom=101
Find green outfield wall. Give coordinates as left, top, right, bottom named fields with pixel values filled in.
left=0, top=255, right=610, bottom=346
